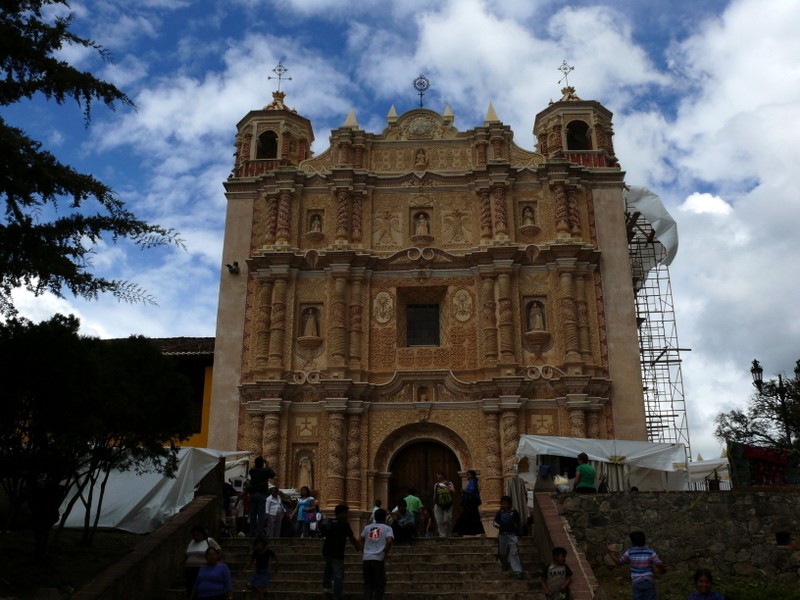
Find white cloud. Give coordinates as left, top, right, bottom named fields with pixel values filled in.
left=679, top=193, right=732, bottom=215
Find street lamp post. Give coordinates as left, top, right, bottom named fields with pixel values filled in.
left=750, top=359, right=798, bottom=448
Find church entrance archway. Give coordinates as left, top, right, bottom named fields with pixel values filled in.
left=387, top=441, right=460, bottom=517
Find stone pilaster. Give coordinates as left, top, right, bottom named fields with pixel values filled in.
left=276, top=190, right=291, bottom=244
left=553, top=183, right=570, bottom=237
left=267, top=277, right=288, bottom=371
left=264, top=192, right=278, bottom=244
left=558, top=268, right=580, bottom=363
left=568, top=186, right=581, bottom=237
left=348, top=275, right=363, bottom=370
left=575, top=273, right=591, bottom=363
left=325, top=399, right=347, bottom=505
left=254, top=279, right=273, bottom=369
left=482, top=403, right=502, bottom=508
left=479, top=189, right=493, bottom=242
left=499, top=397, right=521, bottom=479
left=329, top=272, right=350, bottom=368
left=346, top=408, right=363, bottom=508
left=351, top=192, right=363, bottom=244
left=493, top=185, right=508, bottom=237
left=480, top=275, right=498, bottom=361
left=497, top=272, right=516, bottom=364
left=335, top=189, right=350, bottom=243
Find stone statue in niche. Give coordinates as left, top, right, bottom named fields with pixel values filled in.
left=302, top=307, right=319, bottom=337
left=309, top=214, right=322, bottom=232
left=527, top=301, right=545, bottom=331
left=297, top=454, right=314, bottom=490
left=415, top=148, right=427, bottom=168
left=522, top=206, right=535, bottom=226
left=415, top=212, right=429, bottom=235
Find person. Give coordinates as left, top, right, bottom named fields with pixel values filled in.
left=370, top=499, right=382, bottom=524
left=432, top=471, right=456, bottom=537
left=403, top=488, right=423, bottom=532
left=183, top=526, right=221, bottom=598
left=290, top=486, right=316, bottom=538
left=190, top=547, right=233, bottom=600
left=248, top=457, right=276, bottom=536
left=419, top=506, right=436, bottom=538
left=606, top=530, right=666, bottom=600
left=574, top=452, right=596, bottom=494
left=687, top=569, right=726, bottom=600
left=244, top=537, right=277, bottom=600
left=541, top=546, right=573, bottom=599
left=360, top=508, right=394, bottom=600
left=265, top=487, right=284, bottom=538
left=453, top=469, right=485, bottom=537
left=321, top=504, right=361, bottom=600
left=390, top=499, right=416, bottom=544
left=493, top=495, right=523, bottom=580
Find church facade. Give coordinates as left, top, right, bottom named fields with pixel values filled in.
left=208, top=85, right=646, bottom=516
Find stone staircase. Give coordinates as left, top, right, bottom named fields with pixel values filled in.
left=162, top=535, right=547, bottom=599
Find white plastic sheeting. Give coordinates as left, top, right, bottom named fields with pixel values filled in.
left=515, top=435, right=689, bottom=491
left=60, top=447, right=249, bottom=534
left=687, top=458, right=730, bottom=484
left=624, top=186, right=679, bottom=266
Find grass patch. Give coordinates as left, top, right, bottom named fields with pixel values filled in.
left=0, top=529, right=143, bottom=598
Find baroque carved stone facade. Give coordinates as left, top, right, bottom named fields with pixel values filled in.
left=209, top=86, right=646, bottom=520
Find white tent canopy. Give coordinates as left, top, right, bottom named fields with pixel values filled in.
left=515, top=435, right=689, bottom=491
left=60, top=447, right=250, bottom=534
left=687, top=458, right=730, bottom=484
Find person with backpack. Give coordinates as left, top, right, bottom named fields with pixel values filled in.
left=321, top=504, right=361, bottom=600
left=432, top=471, right=456, bottom=537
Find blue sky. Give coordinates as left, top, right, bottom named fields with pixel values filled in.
left=8, top=0, right=800, bottom=462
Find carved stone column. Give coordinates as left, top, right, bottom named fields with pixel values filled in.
left=325, top=400, right=347, bottom=505
left=575, top=273, right=591, bottom=362
left=553, top=183, right=570, bottom=237
left=480, top=275, right=498, bottom=361
left=243, top=412, right=265, bottom=458
left=500, top=402, right=520, bottom=480
left=329, top=272, right=350, bottom=368
left=335, top=189, right=350, bottom=243
left=569, top=407, right=587, bottom=438
left=345, top=410, right=362, bottom=508
left=586, top=409, right=601, bottom=439
left=477, top=141, right=488, bottom=166
left=262, top=404, right=282, bottom=471
left=351, top=192, right=363, bottom=244
left=267, top=277, right=288, bottom=370
left=254, top=279, right=273, bottom=369
left=276, top=190, right=291, bottom=244
left=492, top=186, right=508, bottom=237
left=568, top=186, right=581, bottom=237
left=348, top=276, right=363, bottom=370
left=559, top=270, right=580, bottom=363
left=497, top=272, right=516, bottom=364
left=482, top=406, right=502, bottom=508
left=479, top=189, right=493, bottom=242
left=353, top=145, right=364, bottom=169
left=264, top=193, right=279, bottom=244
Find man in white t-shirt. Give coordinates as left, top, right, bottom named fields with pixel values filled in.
left=359, top=508, right=394, bottom=599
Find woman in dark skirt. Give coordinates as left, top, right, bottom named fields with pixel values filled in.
left=453, top=469, right=486, bottom=537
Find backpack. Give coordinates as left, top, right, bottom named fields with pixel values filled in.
left=435, top=483, right=453, bottom=508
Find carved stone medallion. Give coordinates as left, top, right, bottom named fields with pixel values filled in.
left=373, top=291, right=394, bottom=324
left=453, top=289, right=473, bottom=322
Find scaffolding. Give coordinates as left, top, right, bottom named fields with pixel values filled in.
left=626, top=207, right=692, bottom=457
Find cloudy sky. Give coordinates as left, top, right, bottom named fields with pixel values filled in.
left=8, top=0, right=800, bottom=462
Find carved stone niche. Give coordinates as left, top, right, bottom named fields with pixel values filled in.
left=522, top=298, right=551, bottom=355
left=304, top=210, right=325, bottom=243
left=518, top=203, right=540, bottom=237
left=410, top=210, right=434, bottom=246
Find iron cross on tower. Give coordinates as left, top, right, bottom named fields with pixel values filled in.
left=268, top=61, right=292, bottom=91
left=413, top=74, right=430, bottom=108
left=558, top=60, right=574, bottom=86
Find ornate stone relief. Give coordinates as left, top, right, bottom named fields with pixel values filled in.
left=453, top=289, right=473, bottom=322
left=372, top=211, right=403, bottom=247
left=530, top=413, right=556, bottom=435
left=295, top=416, right=318, bottom=438
left=442, top=208, right=471, bottom=244
left=373, top=292, right=394, bottom=324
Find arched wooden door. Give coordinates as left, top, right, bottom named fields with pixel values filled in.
left=387, top=441, right=461, bottom=513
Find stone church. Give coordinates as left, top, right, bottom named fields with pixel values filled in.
left=207, top=82, right=646, bottom=518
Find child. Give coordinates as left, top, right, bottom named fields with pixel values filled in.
left=687, top=569, right=726, bottom=600
left=492, top=495, right=523, bottom=580
left=541, top=546, right=573, bottom=599
left=245, top=537, right=278, bottom=599
left=419, top=506, right=436, bottom=538
left=606, top=531, right=666, bottom=600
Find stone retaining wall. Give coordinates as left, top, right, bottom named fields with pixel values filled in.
left=72, top=495, right=219, bottom=600
left=550, top=490, right=800, bottom=585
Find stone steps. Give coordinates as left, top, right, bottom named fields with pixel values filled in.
left=163, top=536, right=546, bottom=599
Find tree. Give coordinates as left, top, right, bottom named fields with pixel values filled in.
left=714, top=360, right=800, bottom=451
left=0, top=315, right=193, bottom=560
left=0, top=0, right=181, bottom=316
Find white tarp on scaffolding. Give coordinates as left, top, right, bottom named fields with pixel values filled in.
left=687, top=458, right=730, bottom=483
left=516, top=435, right=689, bottom=491
left=60, top=447, right=249, bottom=534
left=624, top=186, right=679, bottom=266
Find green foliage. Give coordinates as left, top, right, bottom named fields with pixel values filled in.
left=714, top=366, right=800, bottom=451
left=0, top=0, right=182, bottom=316
left=0, top=315, right=193, bottom=558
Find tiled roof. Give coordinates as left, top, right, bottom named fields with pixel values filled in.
left=150, top=337, right=215, bottom=355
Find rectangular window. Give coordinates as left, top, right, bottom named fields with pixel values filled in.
left=406, top=304, right=440, bottom=346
